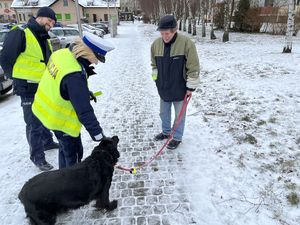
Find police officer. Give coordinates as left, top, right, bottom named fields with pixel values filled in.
left=0, top=7, right=58, bottom=171
left=32, top=32, right=114, bottom=168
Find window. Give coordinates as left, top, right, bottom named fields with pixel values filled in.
left=23, top=14, right=26, bottom=21
left=63, top=0, right=68, bottom=6
left=19, top=14, right=22, bottom=21
left=56, top=13, right=62, bottom=21
left=64, top=29, right=79, bottom=36
left=4, top=3, right=8, bottom=8
left=65, top=13, right=71, bottom=21
left=86, top=13, right=89, bottom=18
left=0, top=3, right=2, bottom=8
left=51, top=29, right=64, bottom=36
left=264, top=0, right=274, bottom=7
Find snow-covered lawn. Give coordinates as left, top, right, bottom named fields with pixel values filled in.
left=183, top=30, right=300, bottom=225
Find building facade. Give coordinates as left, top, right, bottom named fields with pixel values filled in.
left=0, top=0, right=16, bottom=23
left=10, top=0, right=119, bottom=25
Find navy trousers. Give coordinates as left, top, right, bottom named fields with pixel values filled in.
left=21, top=96, right=54, bottom=164
left=54, top=131, right=83, bottom=169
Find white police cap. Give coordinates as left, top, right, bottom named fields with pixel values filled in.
left=82, top=31, right=115, bottom=57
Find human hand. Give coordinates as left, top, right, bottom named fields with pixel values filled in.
left=89, top=91, right=97, bottom=103
left=186, top=90, right=193, bottom=97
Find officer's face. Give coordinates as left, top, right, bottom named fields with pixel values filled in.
left=160, top=29, right=177, bottom=43
left=36, top=17, right=56, bottom=32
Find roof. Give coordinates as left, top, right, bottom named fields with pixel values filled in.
left=11, top=0, right=120, bottom=8
left=79, top=0, right=120, bottom=8
left=11, top=0, right=56, bottom=8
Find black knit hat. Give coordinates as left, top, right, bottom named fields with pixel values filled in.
left=36, top=7, right=57, bottom=22
left=157, top=15, right=177, bottom=31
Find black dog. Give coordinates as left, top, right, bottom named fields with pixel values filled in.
left=18, top=136, right=120, bottom=225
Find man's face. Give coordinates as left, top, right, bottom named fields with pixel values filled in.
left=160, top=29, right=176, bottom=43
left=36, top=17, right=56, bottom=31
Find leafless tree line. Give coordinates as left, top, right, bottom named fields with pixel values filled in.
left=138, top=0, right=299, bottom=52
left=138, top=0, right=235, bottom=42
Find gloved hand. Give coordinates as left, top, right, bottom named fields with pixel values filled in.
left=152, top=74, right=157, bottom=81
left=152, top=69, right=158, bottom=81
left=89, top=91, right=97, bottom=103
left=93, top=132, right=105, bottom=142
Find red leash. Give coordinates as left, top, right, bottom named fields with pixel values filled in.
left=115, top=93, right=192, bottom=174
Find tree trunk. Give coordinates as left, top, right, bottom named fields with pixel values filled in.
left=187, top=0, right=192, bottom=33
left=193, top=18, right=197, bottom=35
left=229, top=0, right=235, bottom=29
left=201, top=0, right=206, bottom=37
left=159, top=0, right=164, bottom=18
left=210, top=0, right=217, bottom=39
left=223, top=1, right=230, bottom=42
left=188, top=18, right=192, bottom=33
left=283, top=0, right=295, bottom=53
left=179, top=19, right=182, bottom=30
left=183, top=0, right=187, bottom=32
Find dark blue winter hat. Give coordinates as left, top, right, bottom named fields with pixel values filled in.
left=36, top=7, right=57, bottom=22
left=157, top=15, right=177, bottom=30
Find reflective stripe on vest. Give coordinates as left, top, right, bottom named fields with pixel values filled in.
left=32, top=48, right=83, bottom=137
left=12, top=28, right=52, bottom=82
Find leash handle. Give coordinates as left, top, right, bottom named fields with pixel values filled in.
left=116, top=93, right=192, bottom=173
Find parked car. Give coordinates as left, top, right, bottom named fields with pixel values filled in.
left=82, top=24, right=105, bottom=36
left=67, top=24, right=104, bottom=38
left=0, top=29, right=9, bottom=49
left=0, top=66, right=13, bottom=95
left=48, top=31, right=62, bottom=51
left=0, top=30, right=12, bottom=95
left=90, top=22, right=109, bottom=34
left=50, top=27, right=79, bottom=48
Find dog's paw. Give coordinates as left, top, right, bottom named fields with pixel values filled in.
left=95, top=200, right=105, bottom=209
left=107, top=200, right=118, bottom=211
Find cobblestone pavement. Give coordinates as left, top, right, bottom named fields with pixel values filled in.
left=0, top=22, right=197, bottom=225
left=56, top=23, right=197, bottom=225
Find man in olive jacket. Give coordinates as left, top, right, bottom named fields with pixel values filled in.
left=151, top=15, right=200, bottom=149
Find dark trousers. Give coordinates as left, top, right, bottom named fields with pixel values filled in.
left=21, top=96, right=54, bottom=163
left=54, top=131, right=83, bottom=169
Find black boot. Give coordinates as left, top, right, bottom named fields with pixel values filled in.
left=34, top=160, right=54, bottom=171
left=154, top=133, right=169, bottom=141
left=167, top=139, right=181, bottom=149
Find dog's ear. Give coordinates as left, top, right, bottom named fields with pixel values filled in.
left=112, top=136, right=119, bottom=146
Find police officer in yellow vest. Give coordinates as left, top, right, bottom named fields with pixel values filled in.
left=0, top=7, right=58, bottom=171
left=32, top=32, right=115, bottom=169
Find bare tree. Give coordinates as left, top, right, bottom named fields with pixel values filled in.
left=283, top=0, right=296, bottom=53
left=201, top=0, right=206, bottom=37
left=210, top=0, right=217, bottom=39
left=183, top=0, right=187, bottom=32
left=223, top=0, right=231, bottom=42
left=187, top=0, right=193, bottom=33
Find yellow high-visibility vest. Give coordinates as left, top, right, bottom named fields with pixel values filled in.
left=12, top=27, right=52, bottom=82
left=32, top=48, right=83, bottom=137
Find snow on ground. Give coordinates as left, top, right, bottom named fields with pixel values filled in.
left=182, top=30, right=300, bottom=225
left=0, top=22, right=299, bottom=225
